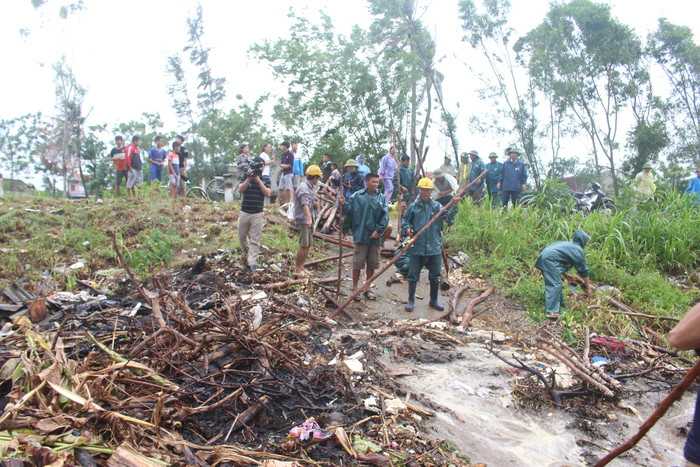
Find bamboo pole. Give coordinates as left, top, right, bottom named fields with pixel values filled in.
left=329, top=170, right=488, bottom=320
left=595, top=359, right=700, bottom=466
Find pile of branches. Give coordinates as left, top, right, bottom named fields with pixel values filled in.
left=0, top=250, right=471, bottom=466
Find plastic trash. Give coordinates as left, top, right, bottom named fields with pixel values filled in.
left=287, top=418, right=332, bottom=442
left=592, top=356, right=611, bottom=367
left=591, top=336, right=626, bottom=353
left=251, top=305, right=263, bottom=330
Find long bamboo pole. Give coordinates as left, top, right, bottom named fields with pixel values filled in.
left=594, top=359, right=700, bottom=466
left=329, top=170, right=488, bottom=320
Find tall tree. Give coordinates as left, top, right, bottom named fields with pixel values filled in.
left=515, top=0, right=644, bottom=195
left=35, top=57, right=86, bottom=197
left=251, top=10, right=403, bottom=164
left=648, top=18, right=700, bottom=170
left=0, top=114, right=41, bottom=189
left=459, top=0, right=542, bottom=188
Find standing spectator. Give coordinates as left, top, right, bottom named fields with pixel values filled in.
left=356, top=154, right=371, bottom=177
left=259, top=142, right=275, bottom=183
left=110, top=136, right=127, bottom=197
left=485, top=152, right=503, bottom=205
left=668, top=303, right=700, bottom=467
left=402, top=177, right=459, bottom=312
left=498, top=147, right=527, bottom=207
left=340, top=172, right=389, bottom=301
left=124, top=136, right=143, bottom=199
left=396, top=155, right=416, bottom=210
left=238, top=156, right=272, bottom=272
left=467, top=150, right=486, bottom=206
left=293, top=165, right=322, bottom=277
left=534, top=230, right=593, bottom=318
left=329, top=162, right=342, bottom=191
left=175, top=135, right=189, bottom=197
left=147, top=136, right=166, bottom=184
left=686, top=168, right=700, bottom=204
left=167, top=142, right=181, bottom=199
left=321, top=154, right=333, bottom=183
left=236, top=143, right=251, bottom=181
left=279, top=141, right=294, bottom=206
left=342, top=159, right=365, bottom=198
left=291, top=140, right=304, bottom=189
left=378, top=146, right=399, bottom=203
left=440, top=155, right=457, bottom=178
left=634, top=163, right=656, bottom=197
left=431, top=168, right=458, bottom=206
left=457, top=152, right=470, bottom=192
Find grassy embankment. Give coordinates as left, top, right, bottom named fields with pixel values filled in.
left=445, top=188, right=700, bottom=339
left=0, top=185, right=298, bottom=293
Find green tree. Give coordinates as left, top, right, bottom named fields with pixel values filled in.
left=515, top=0, right=645, bottom=195
left=648, top=18, right=700, bottom=170
left=459, top=0, right=542, bottom=188
left=0, top=114, right=42, bottom=189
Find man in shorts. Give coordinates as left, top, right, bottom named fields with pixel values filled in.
left=293, top=165, right=322, bottom=276
left=124, top=136, right=143, bottom=198
left=175, top=135, right=189, bottom=197
left=340, top=172, right=388, bottom=301
left=110, top=136, right=126, bottom=197
left=147, top=136, right=166, bottom=184
left=279, top=141, right=294, bottom=205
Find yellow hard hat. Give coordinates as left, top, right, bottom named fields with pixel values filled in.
left=417, top=177, right=434, bottom=190
left=305, top=164, right=322, bottom=177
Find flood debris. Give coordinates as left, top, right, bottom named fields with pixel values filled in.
left=0, top=245, right=473, bottom=466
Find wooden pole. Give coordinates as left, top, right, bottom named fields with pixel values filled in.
left=337, top=197, right=343, bottom=301
left=594, top=359, right=700, bottom=466
left=329, top=170, right=488, bottom=320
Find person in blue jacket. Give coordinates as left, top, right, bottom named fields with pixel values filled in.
left=401, top=177, right=460, bottom=312
left=485, top=152, right=503, bottom=206
left=686, top=169, right=700, bottom=204
left=342, top=159, right=366, bottom=198
left=340, top=173, right=389, bottom=301
left=534, top=230, right=593, bottom=318
left=498, top=147, right=527, bottom=207
left=356, top=154, right=371, bottom=177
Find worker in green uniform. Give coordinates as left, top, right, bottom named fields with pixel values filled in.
left=485, top=152, right=502, bottom=206
left=534, top=230, right=593, bottom=318
left=401, top=177, right=460, bottom=312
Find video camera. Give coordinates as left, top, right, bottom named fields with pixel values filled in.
left=242, top=159, right=264, bottom=179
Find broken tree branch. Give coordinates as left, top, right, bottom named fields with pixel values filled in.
left=460, top=286, right=495, bottom=328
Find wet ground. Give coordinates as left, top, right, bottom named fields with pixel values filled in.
left=313, top=241, right=695, bottom=466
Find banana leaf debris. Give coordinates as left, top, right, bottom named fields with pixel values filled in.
left=0, top=250, right=474, bottom=467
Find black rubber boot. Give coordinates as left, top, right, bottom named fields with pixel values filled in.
left=429, top=280, right=444, bottom=311
left=405, top=281, right=417, bottom=312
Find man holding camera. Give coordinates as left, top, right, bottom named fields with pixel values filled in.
left=237, top=157, right=271, bottom=273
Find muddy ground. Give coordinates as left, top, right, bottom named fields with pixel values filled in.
left=324, top=239, right=694, bottom=467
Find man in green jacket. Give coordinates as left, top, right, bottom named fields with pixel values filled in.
left=340, top=173, right=389, bottom=301
left=534, top=230, right=593, bottom=318
left=485, top=152, right=502, bottom=206
left=401, top=177, right=460, bottom=312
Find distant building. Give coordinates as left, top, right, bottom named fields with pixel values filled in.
left=68, top=173, right=89, bottom=198
left=3, top=177, right=35, bottom=194
left=560, top=171, right=614, bottom=193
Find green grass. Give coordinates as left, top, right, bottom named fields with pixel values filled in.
left=446, top=190, right=700, bottom=337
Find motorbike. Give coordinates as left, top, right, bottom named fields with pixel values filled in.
left=570, top=182, right=617, bottom=214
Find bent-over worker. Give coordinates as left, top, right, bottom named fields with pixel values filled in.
left=534, top=229, right=593, bottom=318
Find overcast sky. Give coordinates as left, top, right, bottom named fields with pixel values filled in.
left=1, top=0, right=698, bottom=171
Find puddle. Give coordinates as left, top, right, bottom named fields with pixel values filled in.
left=382, top=341, right=694, bottom=466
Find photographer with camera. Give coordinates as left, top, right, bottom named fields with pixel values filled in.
left=237, top=157, right=271, bottom=273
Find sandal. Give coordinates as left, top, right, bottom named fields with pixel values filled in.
left=353, top=295, right=362, bottom=302
left=364, top=290, right=377, bottom=301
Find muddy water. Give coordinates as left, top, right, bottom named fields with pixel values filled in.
left=381, top=341, right=694, bottom=466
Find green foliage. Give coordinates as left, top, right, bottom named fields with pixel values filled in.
left=125, top=228, right=180, bottom=276
left=446, top=193, right=699, bottom=328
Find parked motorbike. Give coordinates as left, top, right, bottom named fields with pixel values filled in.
left=570, top=182, right=617, bottom=214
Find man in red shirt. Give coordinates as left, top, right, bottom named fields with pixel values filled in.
left=124, top=136, right=143, bottom=199
left=109, top=136, right=126, bottom=197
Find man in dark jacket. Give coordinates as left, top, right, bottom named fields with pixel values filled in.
left=401, top=177, right=459, bottom=312
left=485, top=152, right=502, bottom=205
left=498, top=148, right=527, bottom=207
left=467, top=150, right=486, bottom=206
left=535, top=230, right=593, bottom=318
left=340, top=173, right=389, bottom=301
